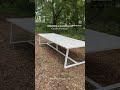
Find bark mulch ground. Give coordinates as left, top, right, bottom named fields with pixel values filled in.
left=35, top=33, right=85, bottom=90
left=86, top=49, right=120, bottom=90
left=0, top=20, right=34, bottom=90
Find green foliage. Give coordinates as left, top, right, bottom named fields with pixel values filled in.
left=0, top=0, right=34, bottom=17
left=87, top=7, right=120, bottom=36
left=35, top=0, right=85, bottom=40
left=35, top=0, right=85, bottom=26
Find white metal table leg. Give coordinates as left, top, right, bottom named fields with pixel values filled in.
left=64, top=49, right=69, bottom=68
left=39, top=36, right=41, bottom=45
left=63, top=48, right=85, bottom=68
left=56, top=44, right=58, bottom=50
left=10, top=23, right=13, bottom=44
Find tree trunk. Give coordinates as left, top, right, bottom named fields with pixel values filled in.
left=53, top=15, right=57, bottom=25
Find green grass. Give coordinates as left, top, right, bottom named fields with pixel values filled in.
left=36, top=23, right=85, bottom=40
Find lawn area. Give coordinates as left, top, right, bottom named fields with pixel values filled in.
left=36, top=23, right=85, bottom=40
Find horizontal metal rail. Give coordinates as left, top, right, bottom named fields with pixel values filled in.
left=47, top=43, right=78, bottom=64
left=10, top=40, right=34, bottom=44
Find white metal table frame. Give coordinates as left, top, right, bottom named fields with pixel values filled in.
left=7, top=18, right=34, bottom=45
left=38, top=34, right=85, bottom=68
left=9, top=23, right=34, bottom=45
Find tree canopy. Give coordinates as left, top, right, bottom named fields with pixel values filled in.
left=35, top=0, right=85, bottom=26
